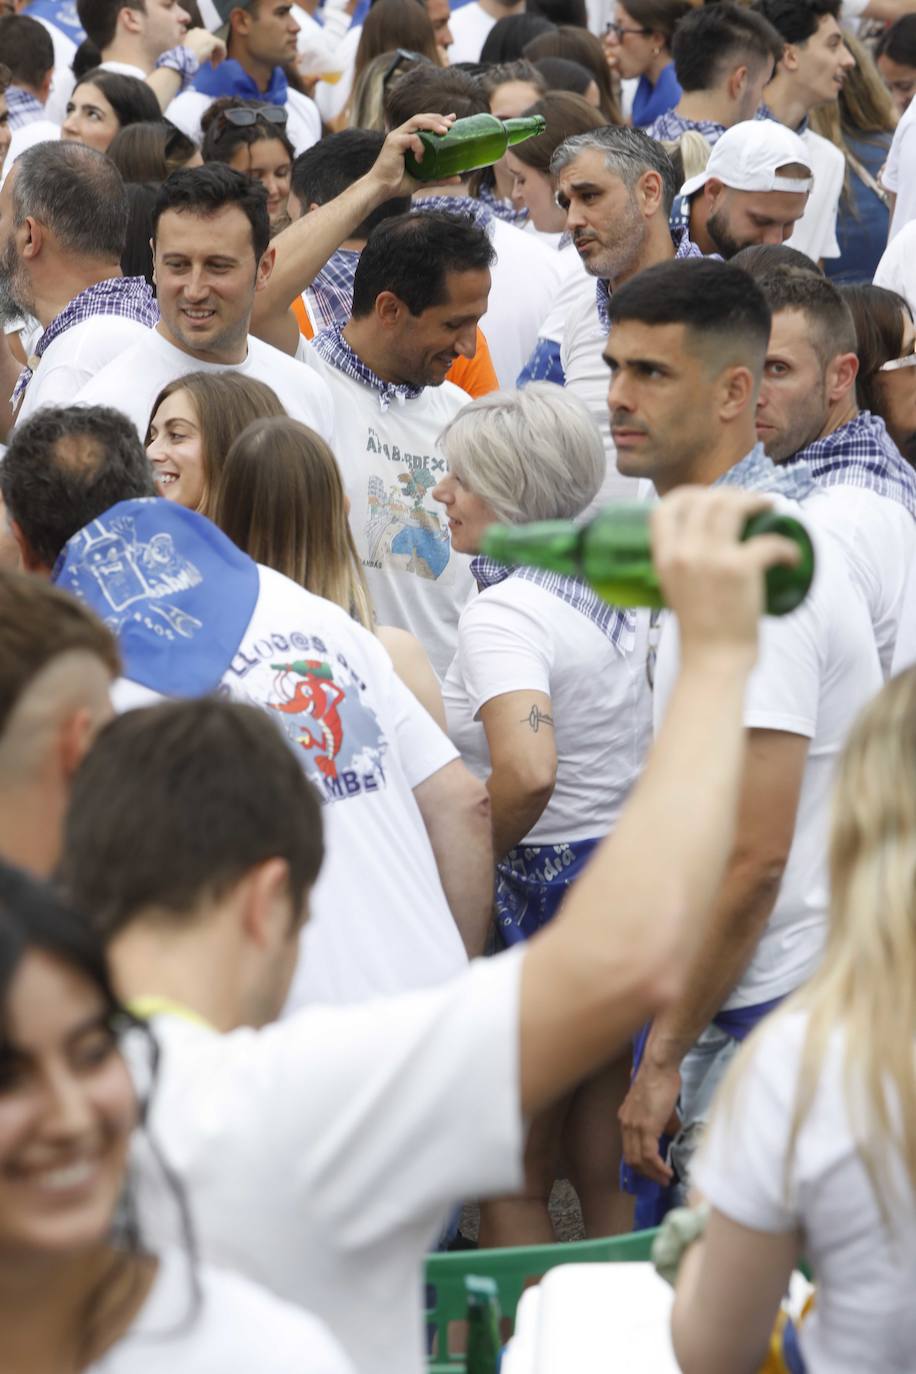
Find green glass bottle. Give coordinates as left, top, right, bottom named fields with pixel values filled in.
left=481, top=503, right=815, bottom=617
left=465, top=1275, right=502, bottom=1374
left=405, top=113, right=547, bottom=181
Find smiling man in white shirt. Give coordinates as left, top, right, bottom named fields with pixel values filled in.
left=75, top=163, right=334, bottom=443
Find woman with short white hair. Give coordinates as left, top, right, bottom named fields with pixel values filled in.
left=433, top=382, right=653, bottom=1247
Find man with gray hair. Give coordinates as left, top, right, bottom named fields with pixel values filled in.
left=0, top=140, right=158, bottom=438
left=550, top=126, right=701, bottom=498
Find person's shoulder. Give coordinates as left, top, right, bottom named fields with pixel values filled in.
left=254, top=563, right=383, bottom=656
left=46, top=315, right=152, bottom=359
left=802, top=127, right=845, bottom=172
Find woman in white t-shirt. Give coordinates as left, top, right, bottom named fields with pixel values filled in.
left=670, top=668, right=916, bottom=1374
left=433, top=383, right=652, bottom=1247
left=0, top=863, right=353, bottom=1374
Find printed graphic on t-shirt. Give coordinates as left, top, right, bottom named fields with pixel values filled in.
left=364, top=435, right=451, bottom=581
left=253, top=649, right=390, bottom=803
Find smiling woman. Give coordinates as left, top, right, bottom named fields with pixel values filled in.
left=0, top=862, right=355, bottom=1373
left=145, top=371, right=287, bottom=516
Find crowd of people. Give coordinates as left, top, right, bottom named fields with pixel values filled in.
left=0, top=0, right=915, bottom=1369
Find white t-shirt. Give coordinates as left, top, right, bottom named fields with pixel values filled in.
left=132, top=950, right=525, bottom=1374
left=652, top=502, right=882, bottom=1007
left=15, top=316, right=154, bottom=428
left=882, top=93, right=916, bottom=239
left=799, top=482, right=916, bottom=679
left=536, top=243, right=592, bottom=349
left=37, top=17, right=77, bottom=126
left=165, top=86, right=321, bottom=156
left=695, top=1011, right=916, bottom=1374
left=226, top=566, right=468, bottom=1007
left=448, top=1, right=498, bottom=62
left=307, top=354, right=475, bottom=679
left=874, top=217, right=916, bottom=309
left=90, top=1249, right=353, bottom=1373
left=313, top=23, right=361, bottom=125
left=74, top=325, right=335, bottom=445
left=443, top=576, right=652, bottom=843
left=892, top=557, right=916, bottom=674
left=484, top=215, right=564, bottom=388
left=560, top=282, right=643, bottom=505
left=786, top=129, right=843, bottom=262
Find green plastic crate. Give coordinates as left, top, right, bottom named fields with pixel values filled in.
left=426, top=1228, right=659, bottom=1371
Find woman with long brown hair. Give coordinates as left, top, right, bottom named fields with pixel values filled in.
left=145, top=373, right=287, bottom=518
left=211, top=416, right=446, bottom=727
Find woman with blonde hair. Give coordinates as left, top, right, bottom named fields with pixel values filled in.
left=670, top=668, right=916, bottom=1373
left=211, top=416, right=446, bottom=727
left=810, top=31, right=897, bottom=283
left=433, top=382, right=650, bottom=1246
left=145, top=373, right=287, bottom=518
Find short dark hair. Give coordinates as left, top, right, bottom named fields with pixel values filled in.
left=152, top=163, right=271, bottom=262
left=0, top=406, right=156, bottom=569
left=671, top=3, right=783, bottom=92
left=384, top=62, right=487, bottom=128
left=60, top=699, right=324, bottom=938
left=479, top=12, right=555, bottom=63
left=752, top=0, right=841, bottom=48
left=74, top=68, right=162, bottom=127
left=730, top=242, right=823, bottom=279
left=876, top=13, right=916, bottom=66
left=840, top=282, right=911, bottom=415
left=351, top=209, right=495, bottom=318
left=756, top=268, right=857, bottom=364
left=291, top=130, right=410, bottom=238
left=11, top=141, right=128, bottom=261
left=77, top=0, right=144, bottom=50
left=607, top=258, right=772, bottom=372
left=0, top=15, right=54, bottom=88
left=0, top=572, right=119, bottom=738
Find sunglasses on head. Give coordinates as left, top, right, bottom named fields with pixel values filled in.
left=382, top=48, right=428, bottom=87
left=218, top=105, right=289, bottom=130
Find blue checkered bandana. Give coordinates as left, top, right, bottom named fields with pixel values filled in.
left=310, top=324, right=422, bottom=412
left=470, top=556, right=636, bottom=652
left=789, top=411, right=916, bottom=518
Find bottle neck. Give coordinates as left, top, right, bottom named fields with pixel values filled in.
left=503, top=115, right=546, bottom=145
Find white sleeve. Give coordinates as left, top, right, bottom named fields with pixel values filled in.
left=742, top=601, right=820, bottom=738
left=457, top=588, right=554, bottom=717
left=874, top=223, right=916, bottom=310
left=888, top=117, right=916, bottom=238
left=691, top=1020, right=800, bottom=1233
left=252, top=949, right=525, bottom=1241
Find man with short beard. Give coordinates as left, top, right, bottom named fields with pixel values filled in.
left=550, top=126, right=702, bottom=502
left=0, top=141, right=158, bottom=439
left=756, top=268, right=916, bottom=677
left=672, top=119, right=813, bottom=261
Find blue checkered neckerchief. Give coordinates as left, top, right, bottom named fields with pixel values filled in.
left=310, top=323, right=422, bottom=412
left=476, top=180, right=529, bottom=227
left=645, top=109, right=725, bottom=145
left=11, top=275, right=159, bottom=409
left=716, top=442, right=816, bottom=501
left=412, top=195, right=494, bottom=236
left=757, top=104, right=808, bottom=134
left=307, top=248, right=359, bottom=330
left=596, top=227, right=703, bottom=333
left=789, top=411, right=916, bottom=518
left=470, top=556, right=636, bottom=653
left=6, top=86, right=45, bottom=130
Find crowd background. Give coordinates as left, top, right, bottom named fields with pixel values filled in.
left=1, top=0, right=916, bottom=1369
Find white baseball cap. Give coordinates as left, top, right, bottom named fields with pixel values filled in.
left=680, top=120, right=814, bottom=200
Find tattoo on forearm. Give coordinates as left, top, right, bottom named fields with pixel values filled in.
left=522, top=706, right=554, bottom=733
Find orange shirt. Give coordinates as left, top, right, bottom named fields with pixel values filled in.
left=291, top=297, right=498, bottom=398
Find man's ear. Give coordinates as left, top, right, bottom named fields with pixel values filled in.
left=636, top=168, right=664, bottom=218
left=9, top=518, right=50, bottom=575
left=240, top=858, right=292, bottom=950
left=826, top=350, right=859, bottom=405
left=19, top=215, right=43, bottom=262
left=255, top=244, right=276, bottom=291
left=119, top=2, right=144, bottom=34
left=780, top=41, right=798, bottom=76
left=374, top=290, right=405, bottom=326
left=728, top=64, right=749, bottom=102
left=719, top=363, right=756, bottom=422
